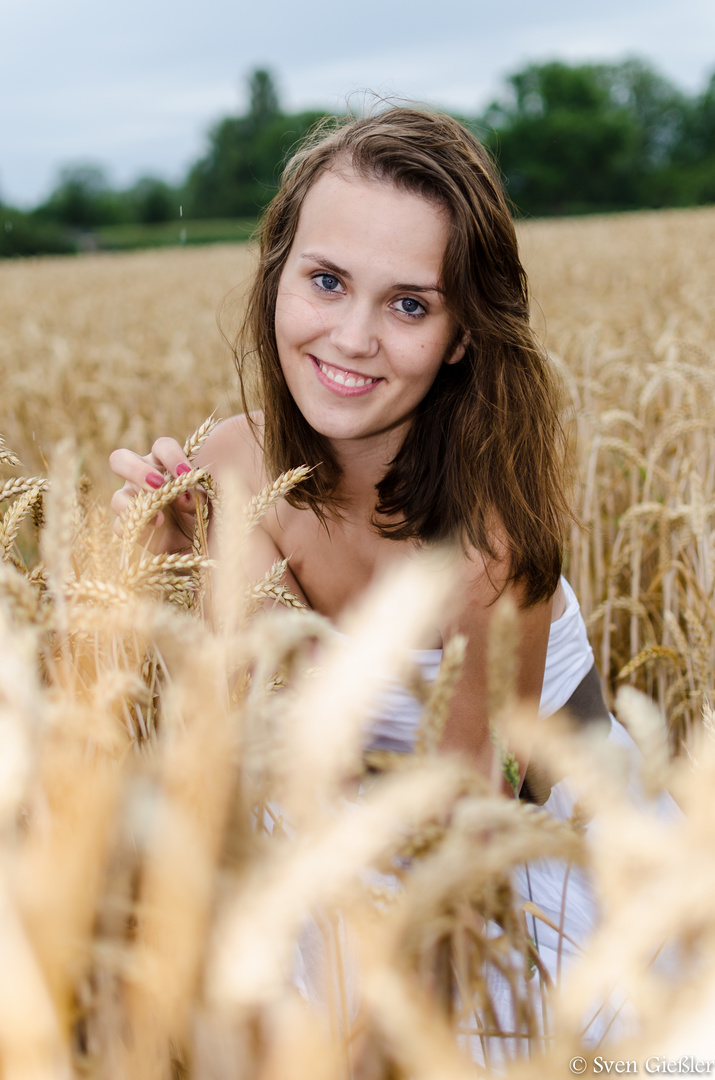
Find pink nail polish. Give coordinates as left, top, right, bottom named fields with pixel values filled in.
left=176, top=463, right=191, bottom=476
left=146, top=471, right=164, bottom=489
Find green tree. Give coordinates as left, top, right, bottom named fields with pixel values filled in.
left=37, top=164, right=130, bottom=228
left=249, top=68, right=280, bottom=126
left=0, top=208, right=76, bottom=257
left=657, top=69, right=715, bottom=205
left=482, top=59, right=693, bottom=216
left=184, top=68, right=326, bottom=219
left=483, top=62, right=637, bottom=214
left=129, top=176, right=178, bottom=224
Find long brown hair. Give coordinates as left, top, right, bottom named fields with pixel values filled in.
left=237, top=106, right=572, bottom=607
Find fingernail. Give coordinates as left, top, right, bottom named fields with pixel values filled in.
left=176, top=463, right=191, bottom=476
left=146, top=471, right=164, bottom=489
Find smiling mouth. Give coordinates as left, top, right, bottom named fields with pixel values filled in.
left=314, top=357, right=381, bottom=389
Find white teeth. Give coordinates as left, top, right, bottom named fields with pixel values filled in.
left=319, top=361, right=376, bottom=387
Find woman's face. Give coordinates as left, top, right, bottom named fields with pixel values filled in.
left=274, top=168, right=465, bottom=456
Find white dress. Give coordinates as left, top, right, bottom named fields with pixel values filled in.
left=293, top=579, right=677, bottom=1060
left=361, top=577, right=677, bottom=1059
left=367, top=576, right=595, bottom=754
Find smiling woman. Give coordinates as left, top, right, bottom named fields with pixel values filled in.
left=109, top=105, right=628, bottom=1052
left=111, top=106, right=572, bottom=769
left=274, top=168, right=465, bottom=449
left=239, top=109, right=570, bottom=599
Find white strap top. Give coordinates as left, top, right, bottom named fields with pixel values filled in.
left=365, top=577, right=594, bottom=753
left=539, top=577, right=594, bottom=719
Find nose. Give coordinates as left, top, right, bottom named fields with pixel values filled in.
left=328, top=299, right=379, bottom=360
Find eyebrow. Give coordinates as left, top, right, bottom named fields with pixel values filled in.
left=299, top=252, right=444, bottom=295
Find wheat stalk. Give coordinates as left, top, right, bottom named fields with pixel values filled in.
left=0, top=485, right=46, bottom=561
left=243, top=557, right=305, bottom=617
left=183, top=412, right=221, bottom=460
left=415, top=634, right=466, bottom=757
left=242, top=465, right=313, bottom=533
left=120, top=467, right=208, bottom=550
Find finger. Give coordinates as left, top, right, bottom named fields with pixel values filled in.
left=110, top=486, right=139, bottom=517
left=109, top=442, right=194, bottom=493
left=176, top=488, right=197, bottom=511
left=109, top=448, right=167, bottom=491
left=150, top=437, right=193, bottom=479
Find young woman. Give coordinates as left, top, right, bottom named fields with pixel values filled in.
left=110, top=106, right=601, bottom=787
left=111, top=105, right=678, bottom=1050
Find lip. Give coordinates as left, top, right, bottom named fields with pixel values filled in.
left=311, top=356, right=383, bottom=397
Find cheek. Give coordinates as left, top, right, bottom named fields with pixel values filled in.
left=275, top=288, right=327, bottom=350
left=391, top=330, right=454, bottom=380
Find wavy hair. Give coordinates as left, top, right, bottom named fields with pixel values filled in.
left=237, top=106, right=572, bottom=606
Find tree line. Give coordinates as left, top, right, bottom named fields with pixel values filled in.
left=2, top=60, right=714, bottom=256
left=482, top=58, right=715, bottom=215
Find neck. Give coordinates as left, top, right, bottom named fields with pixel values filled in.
left=330, top=427, right=405, bottom=516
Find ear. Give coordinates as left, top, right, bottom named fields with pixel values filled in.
left=444, top=333, right=469, bottom=366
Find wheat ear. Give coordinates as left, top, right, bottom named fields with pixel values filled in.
left=0, top=477, right=50, bottom=503
left=243, top=558, right=305, bottom=617
left=184, top=412, right=221, bottom=460
left=121, top=468, right=208, bottom=549
left=0, top=436, right=21, bottom=468
left=1, top=485, right=46, bottom=561
left=243, top=466, right=312, bottom=533
left=416, top=635, right=466, bottom=757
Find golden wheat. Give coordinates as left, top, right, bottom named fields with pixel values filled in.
left=0, top=421, right=709, bottom=1077
left=1, top=205, right=715, bottom=1076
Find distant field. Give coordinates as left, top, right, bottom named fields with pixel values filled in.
left=0, top=242, right=253, bottom=484
left=92, top=216, right=256, bottom=251
left=2, top=205, right=715, bottom=720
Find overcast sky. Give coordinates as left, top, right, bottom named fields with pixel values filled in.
left=2, top=0, right=714, bottom=207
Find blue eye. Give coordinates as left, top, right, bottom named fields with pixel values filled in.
left=396, top=297, right=425, bottom=317
left=317, top=274, right=340, bottom=291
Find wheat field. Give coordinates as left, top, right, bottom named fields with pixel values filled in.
left=1, top=205, right=715, bottom=1077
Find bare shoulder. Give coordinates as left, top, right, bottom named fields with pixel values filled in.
left=456, top=519, right=562, bottom=622
left=455, top=522, right=513, bottom=603
left=193, top=412, right=266, bottom=496
left=441, top=525, right=554, bottom=640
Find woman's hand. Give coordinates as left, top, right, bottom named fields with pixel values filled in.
left=109, top=437, right=200, bottom=554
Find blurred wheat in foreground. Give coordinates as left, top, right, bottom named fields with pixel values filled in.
left=1, top=420, right=715, bottom=1080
